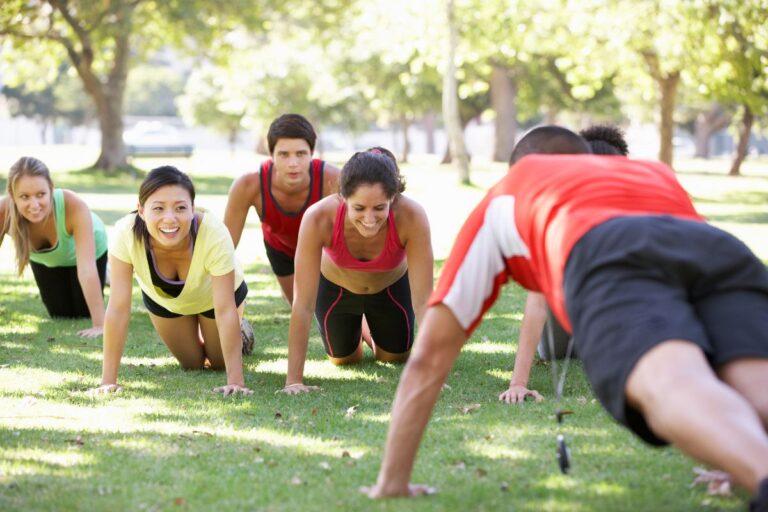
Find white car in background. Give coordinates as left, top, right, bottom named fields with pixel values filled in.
left=123, top=121, right=194, bottom=157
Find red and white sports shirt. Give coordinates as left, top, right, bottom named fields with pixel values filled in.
left=430, top=154, right=703, bottom=334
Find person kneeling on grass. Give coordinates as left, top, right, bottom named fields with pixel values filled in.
left=279, top=149, right=433, bottom=395
left=0, top=156, right=107, bottom=337
left=90, top=166, right=253, bottom=397
left=366, top=126, right=768, bottom=512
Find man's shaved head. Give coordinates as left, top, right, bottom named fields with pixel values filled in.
left=509, top=125, right=592, bottom=165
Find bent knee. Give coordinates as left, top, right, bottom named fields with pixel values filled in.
left=375, top=350, right=410, bottom=364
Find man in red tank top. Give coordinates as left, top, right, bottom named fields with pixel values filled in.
left=224, top=114, right=340, bottom=303
left=366, top=126, right=768, bottom=510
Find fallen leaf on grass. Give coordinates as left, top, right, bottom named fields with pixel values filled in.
left=451, top=460, right=467, bottom=470
left=310, top=408, right=317, bottom=416
left=475, top=468, right=488, bottom=477
left=173, top=497, right=186, bottom=506
left=691, top=467, right=733, bottom=496
left=46, top=336, right=55, bottom=342
left=290, top=476, right=305, bottom=485
left=459, top=404, right=481, bottom=414
left=441, top=383, right=452, bottom=391
left=344, top=405, right=359, bottom=419
left=191, top=430, right=213, bottom=437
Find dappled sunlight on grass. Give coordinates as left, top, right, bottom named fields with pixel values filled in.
left=254, top=358, right=381, bottom=382
left=3, top=449, right=91, bottom=473
left=463, top=341, right=513, bottom=355
left=486, top=368, right=512, bottom=382
left=466, top=440, right=532, bottom=461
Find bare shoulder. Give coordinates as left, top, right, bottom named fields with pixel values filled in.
left=228, top=171, right=261, bottom=204
left=322, top=162, right=341, bottom=196
left=305, top=193, right=340, bottom=224
left=393, top=194, right=429, bottom=224
left=61, top=189, right=89, bottom=216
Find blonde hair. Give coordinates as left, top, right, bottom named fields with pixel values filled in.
left=2, top=157, right=54, bottom=274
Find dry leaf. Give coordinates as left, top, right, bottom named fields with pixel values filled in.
left=441, top=383, right=452, bottom=391
left=451, top=460, right=467, bottom=470
left=174, top=497, right=186, bottom=506
left=192, top=430, right=213, bottom=437
left=344, top=405, right=359, bottom=419
left=310, top=408, right=317, bottom=416
left=341, top=450, right=351, bottom=458
left=290, top=476, right=305, bottom=485
left=475, top=468, right=488, bottom=477
left=691, top=467, right=733, bottom=496
left=460, top=404, right=481, bottom=414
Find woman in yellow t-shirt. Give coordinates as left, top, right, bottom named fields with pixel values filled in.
left=90, top=166, right=251, bottom=396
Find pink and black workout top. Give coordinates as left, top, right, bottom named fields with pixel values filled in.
left=322, top=200, right=406, bottom=273
left=429, top=154, right=703, bottom=335
left=259, top=158, right=325, bottom=258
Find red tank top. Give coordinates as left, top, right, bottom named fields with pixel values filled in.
left=323, top=201, right=406, bottom=272
left=260, top=158, right=324, bottom=257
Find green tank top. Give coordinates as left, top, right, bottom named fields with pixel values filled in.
left=28, top=188, right=108, bottom=268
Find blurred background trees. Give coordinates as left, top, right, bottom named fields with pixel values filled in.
left=1, top=0, right=766, bottom=177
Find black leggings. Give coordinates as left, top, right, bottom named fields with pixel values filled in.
left=314, top=272, right=414, bottom=358
left=29, top=252, right=108, bottom=318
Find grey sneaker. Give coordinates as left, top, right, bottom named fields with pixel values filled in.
left=240, top=318, right=255, bottom=355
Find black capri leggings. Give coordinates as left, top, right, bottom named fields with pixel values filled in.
left=314, top=272, right=415, bottom=358
left=29, top=252, right=108, bottom=318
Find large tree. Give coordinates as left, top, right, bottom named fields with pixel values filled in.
left=0, top=1, right=340, bottom=173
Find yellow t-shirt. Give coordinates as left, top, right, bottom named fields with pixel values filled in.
left=109, top=211, right=244, bottom=315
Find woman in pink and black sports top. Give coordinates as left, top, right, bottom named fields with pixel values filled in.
left=280, top=148, right=434, bottom=394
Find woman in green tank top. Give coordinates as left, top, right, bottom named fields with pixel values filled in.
left=0, top=157, right=107, bottom=337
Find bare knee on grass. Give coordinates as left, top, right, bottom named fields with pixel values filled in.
left=149, top=313, right=206, bottom=369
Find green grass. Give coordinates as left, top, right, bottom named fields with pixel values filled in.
left=2, top=150, right=767, bottom=511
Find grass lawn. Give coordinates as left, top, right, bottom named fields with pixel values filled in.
left=1, top=147, right=767, bottom=511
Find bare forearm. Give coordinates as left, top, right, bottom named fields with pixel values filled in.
left=78, top=268, right=105, bottom=327
left=216, top=309, right=245, bottom=386
left=101, top=309, right=129, bottom=384
left=510, top=293, right=547, bottom=386
left=285, top=309, right=312, bottom=385
left=376, top=356, right=449, bottom=493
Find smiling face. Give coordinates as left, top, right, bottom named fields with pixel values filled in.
left=12, top=175, right=53, bottom=224
left=271, top=138, right=312, bottom=188
left=345, top=183, right=391, bottom=238
left=138, top=184, right=194, bottom=249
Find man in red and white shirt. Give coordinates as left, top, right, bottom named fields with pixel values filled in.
left=367, top=126, right=768, bottom=510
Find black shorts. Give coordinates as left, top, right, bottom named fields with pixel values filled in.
left=30, top=252, right=108, bottom=318
left=264, top=240, right=294, bottom=277
left=142, top=280, right=248, bottom=319
left=315, top=272, right=415, bottom=358
left=564, top=215, right=768, bottom=445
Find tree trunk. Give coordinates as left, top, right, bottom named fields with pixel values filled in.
left=694, top=103, right=731, bottom=158
left=642, top=50, right=679, bottom=167
left=424, top=110, right=436, bottom=154
left=657, top=74, right=679, bottom=166
left=54, top=1, right=133, bottom=173
left=442, top=0, right=470, bottom=184
left=400, top=114, right=410, bottom=163
left=490, top=62, right=517, bottom=162
left=729, top=104, right=753, bottom=176
left=440, top=117, right=472, bottom=164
